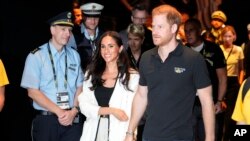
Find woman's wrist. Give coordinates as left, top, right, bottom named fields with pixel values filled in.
left=126, top=131, right=134, bottom=136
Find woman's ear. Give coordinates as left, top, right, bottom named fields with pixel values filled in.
left=233, top=34, right=237, bottom=42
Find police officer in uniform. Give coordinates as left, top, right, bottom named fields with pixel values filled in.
left=21, top=11, right=84, bottom=141
left=69, top=2, right=104, bottom=71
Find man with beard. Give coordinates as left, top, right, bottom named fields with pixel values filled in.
left=125, top=5, right=215, bottom=141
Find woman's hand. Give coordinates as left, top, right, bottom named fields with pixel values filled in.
left=111, top=107, right=128, bottom=121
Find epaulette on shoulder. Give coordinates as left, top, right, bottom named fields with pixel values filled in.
left=71, top=46, right=78, bottom=51
left=31, top=47, right=40, bottom=54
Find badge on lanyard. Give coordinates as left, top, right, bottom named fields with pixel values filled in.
left=47, top=43, right=70, bottom=109
left=57, top=91, right=70, bottom=109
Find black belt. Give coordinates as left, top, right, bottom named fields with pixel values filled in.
left=35, top=109, right=71, bottom=116
left=36, top=110, right=56, bottom=116
left=35, top=110, right=85, bottom=124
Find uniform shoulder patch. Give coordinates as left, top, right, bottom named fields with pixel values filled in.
left=71, top=46, right=78, bottom=51
left=31, top=47, right=40, bottom=54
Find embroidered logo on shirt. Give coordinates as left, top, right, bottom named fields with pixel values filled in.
left=204, top=52, right=214, bottom=58
left=174, top=67, right=186, bottom=73
left=205, top=58, right=214, bottom=67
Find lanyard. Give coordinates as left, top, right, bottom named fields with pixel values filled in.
left=47, top=43, right=68, bottom=89
left=226, top=46, right=234, bottom=61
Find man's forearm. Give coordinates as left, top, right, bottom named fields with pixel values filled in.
left=127, top=92, right=147, bottom=133
left=28, top=88, right=62, bottom=115
left=202, top=99, right=215, bottom=141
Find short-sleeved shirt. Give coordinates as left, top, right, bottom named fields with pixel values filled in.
left=21, top=42, right=84, bottom=110
left=232, top=79, right=250, bottom=124
left=0, top=59, right=9, bottom=86
left=187, top=40, right=226, bottom=102
left=139, top=43, right=211, bottom=140
left=220, top=45, right=244, bottom=77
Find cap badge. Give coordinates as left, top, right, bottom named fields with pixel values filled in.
left=92, top=5, right=96, bottom=10
left=67, top=12, right=72, bottom=18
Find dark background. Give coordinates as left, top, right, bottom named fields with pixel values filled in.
left=0, top=0, right=249, bottom=141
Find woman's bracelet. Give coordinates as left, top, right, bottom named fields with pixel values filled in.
left=126, top=131, right=134, bottom=136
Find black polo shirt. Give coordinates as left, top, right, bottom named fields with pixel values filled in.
left=139, top=43, right=211, bottom=140
left=187, top=40, right=226, bottom=103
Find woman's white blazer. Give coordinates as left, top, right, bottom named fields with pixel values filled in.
left=78, top=72, right=139, bottom=141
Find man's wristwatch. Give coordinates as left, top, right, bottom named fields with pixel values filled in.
left=73, top=106, right=80, bottom=113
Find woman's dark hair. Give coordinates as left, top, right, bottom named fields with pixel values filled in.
left=86, top=31, right=132, bottom=91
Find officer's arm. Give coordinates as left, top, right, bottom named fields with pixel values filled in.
left=71, top=86, right=82, bottom=114
left=27, top=88, right=64, bottom=117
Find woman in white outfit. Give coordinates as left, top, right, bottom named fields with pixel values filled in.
left=78, top=31, right=139, bottom=141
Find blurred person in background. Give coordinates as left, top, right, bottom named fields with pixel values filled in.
left=0, top=59, right=9, bottom=112
left=241, top=23, right=250, bottom=79
left=119, top=4, right=154, bottom=51
left=126, top=23, right=147, bottom=141
left=184, top=18, right=227, bottom=141
left=232, top=77, right=250, bottom=125
left=219, top=25, right=244, bottom=141
left=69, top=2, right=105, bottom=71
left=210, top=10, right=227, bottom=45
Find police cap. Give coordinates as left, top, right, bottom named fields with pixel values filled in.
left=47, top=11, right=74, bottom=27
left=211, top=10, right=227, bottom=23
left=80, top=2, right=104, bottom=17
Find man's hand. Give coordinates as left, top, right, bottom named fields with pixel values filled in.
left=58, top=109, right=78, bottom=126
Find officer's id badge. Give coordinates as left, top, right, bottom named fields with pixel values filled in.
left=57, top=92, right=70, bottom=109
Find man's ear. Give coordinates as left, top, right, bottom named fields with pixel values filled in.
left=171, top=23, right=178, bottom=33
left=50, top=26, right=55, bottom=35
left=142, top=37, right=145, bottom=44
left=131, top=15, right=134, bottom=23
